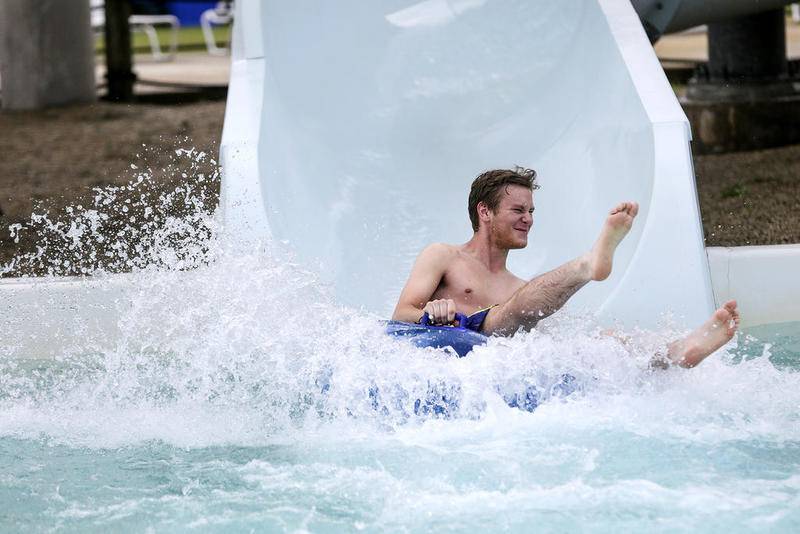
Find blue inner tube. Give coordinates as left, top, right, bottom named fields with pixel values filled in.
left=373, top=313, right=580, bottom=415
left=385, top=312, right=488, bottom=357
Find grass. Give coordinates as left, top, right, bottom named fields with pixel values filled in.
left=720, top=183, right=747, bottom=199
left=95, top=26, right=231, bottom=55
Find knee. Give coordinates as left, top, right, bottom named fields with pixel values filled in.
left=482, top=306, right=539, bottom=336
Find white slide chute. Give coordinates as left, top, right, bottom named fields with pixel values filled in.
left=221, top=0, right=715, bottom=327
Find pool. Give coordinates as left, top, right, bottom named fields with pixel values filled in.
left=2, top=250, right=798, bottom=532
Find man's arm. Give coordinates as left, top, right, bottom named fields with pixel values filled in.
left=391, top=243, right=455, bottom=324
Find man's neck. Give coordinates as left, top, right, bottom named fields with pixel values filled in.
left=463, top=232, right=509, bottom=273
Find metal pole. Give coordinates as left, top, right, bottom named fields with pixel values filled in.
left=104, top=0, right=135, bottom=102
left=687, top=8, right=793, bottom=101
left=707, top=8, right=787, bottom=83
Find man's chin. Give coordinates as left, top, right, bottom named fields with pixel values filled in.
left=496, top=235, right=528, bottom=249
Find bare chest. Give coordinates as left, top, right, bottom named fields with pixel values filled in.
left=431, top=258, right=524, bottom=314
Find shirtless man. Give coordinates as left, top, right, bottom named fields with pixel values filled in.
left=392, top=167, right=740, bottom=368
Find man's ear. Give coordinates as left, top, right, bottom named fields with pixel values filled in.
left=477, top=201, right=492, bottom=222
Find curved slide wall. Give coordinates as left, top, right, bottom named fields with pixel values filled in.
left=221, top=0, right=714, bottom=327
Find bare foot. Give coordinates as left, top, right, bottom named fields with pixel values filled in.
left=666, top=300, right=740, bottom=368
left=586, top=202, right=638, bottom=281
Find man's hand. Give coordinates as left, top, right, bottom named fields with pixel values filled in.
left=422, top=299, right=457, bottom=325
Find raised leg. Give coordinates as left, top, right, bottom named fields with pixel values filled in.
left=483, top=258, right=590, bottom=334
left=482, top=202, right=638, bottom=335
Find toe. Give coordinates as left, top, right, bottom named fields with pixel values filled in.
left=613, top=201, right=632, bottom=215
left=714, top=307, right=731, bottom=323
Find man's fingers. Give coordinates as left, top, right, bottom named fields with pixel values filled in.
left=423, top=299, right=458, bottom=325
left=433, top=301, right=442, bottom=322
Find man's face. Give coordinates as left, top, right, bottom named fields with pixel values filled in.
left=487, top=185, right=534, bottom=249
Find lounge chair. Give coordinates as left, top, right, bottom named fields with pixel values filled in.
left=90, top=0, right=180, bottom=62
left=200, top=1, right=234, bottom=56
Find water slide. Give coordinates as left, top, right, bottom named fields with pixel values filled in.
left=220, top=0, right=714, bottom=327
left=3, top=0, right=798, bottom=360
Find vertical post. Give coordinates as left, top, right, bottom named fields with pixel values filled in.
left=104, top=0, right=135, bottom=102
left=0, top=0, right=95, bottom=110
left=688, top=8, right=791, bottom=101
left=683, top=8, right=800, bottom=153
left=707, top=8, right=787, bottom=83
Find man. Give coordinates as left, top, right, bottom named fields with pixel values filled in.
left=392, top=167, right=739, bottom=368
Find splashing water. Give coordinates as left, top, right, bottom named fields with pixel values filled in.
left=1, top=158, right=799, bottom=532
left=2, top=146, right=219, bottom=278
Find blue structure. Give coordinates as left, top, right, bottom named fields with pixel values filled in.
left=165, top=1, right=216, bottom=26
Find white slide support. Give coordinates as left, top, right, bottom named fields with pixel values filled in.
left=0, top=276, right=130, bottom=359
left=220, top=0, right=715, bottom=328
left=707, top=245, right=800, bottom=328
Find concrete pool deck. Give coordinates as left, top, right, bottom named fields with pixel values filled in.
left=95, top=51, right=231, bottom=96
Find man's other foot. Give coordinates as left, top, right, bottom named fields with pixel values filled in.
left=667, top=300, right=740, bottom=368
left=587, top=201, right=638, bottom=281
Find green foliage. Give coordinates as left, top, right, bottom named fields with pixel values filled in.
left=720, top=182, right=747, bottom=199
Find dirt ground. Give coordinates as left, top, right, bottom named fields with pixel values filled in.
left=694, top=145, right=800, bottom=246
left=0, top=99, right=798, bottom=275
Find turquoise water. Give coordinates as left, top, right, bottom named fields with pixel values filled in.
left=2, top=253, right=798, bottom=532
left=2, top=174, right=799, bottom=532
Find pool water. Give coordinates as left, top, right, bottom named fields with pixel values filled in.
left=1, top=176, right=799, bottom=532
left=740, top=321, right=800, bottom=370
left=2, top=249, right=798, bottom=533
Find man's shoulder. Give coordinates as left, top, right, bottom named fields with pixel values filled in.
left=419, top=242, right=460, bottom=259
left=416, top=242, right=459, bottom=267
left=422, top=242, right=458, bottom=253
